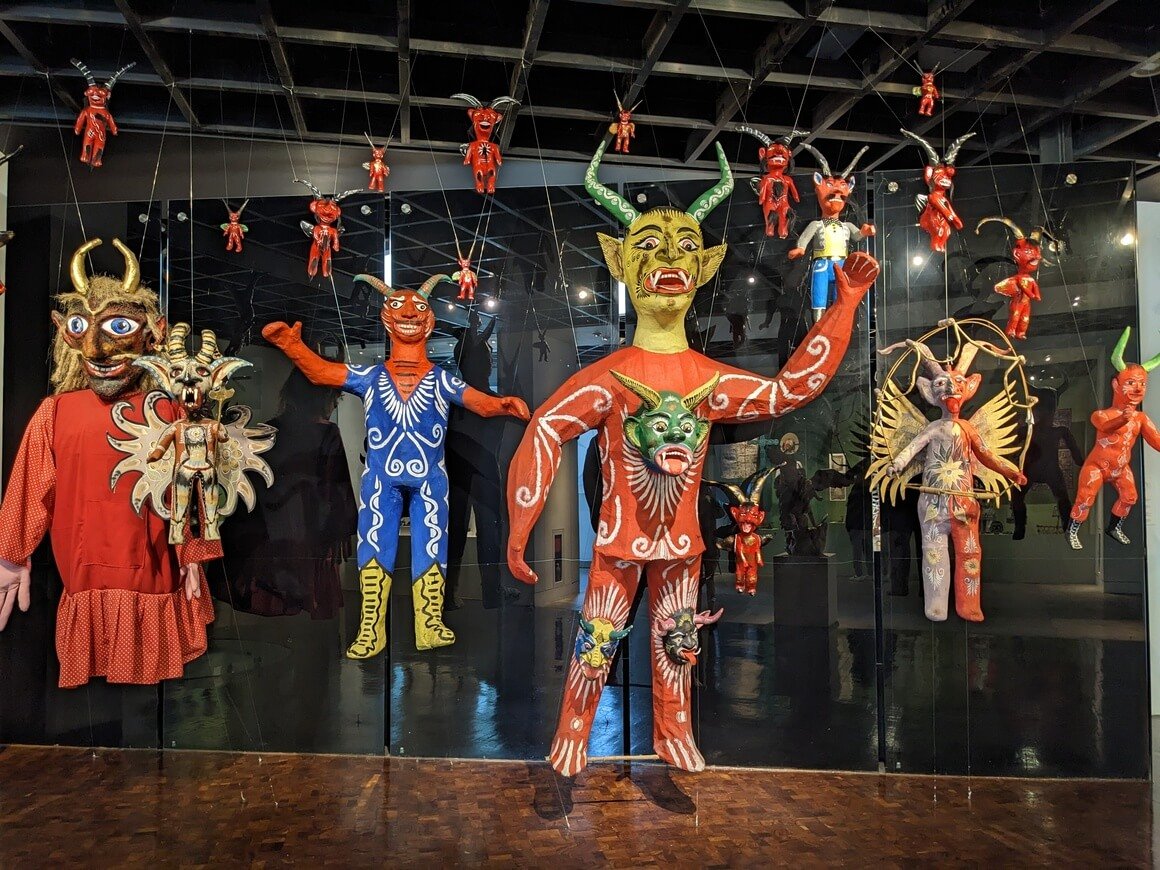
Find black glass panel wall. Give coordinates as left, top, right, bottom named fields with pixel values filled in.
left=159, top=193, right=387, bottom=754
left=0, top=200, right=163, bottom=748
left=874, top=160, right=1147, bottom=777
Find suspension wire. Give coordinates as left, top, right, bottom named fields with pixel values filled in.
left=332, top=47, right=355, bottom=194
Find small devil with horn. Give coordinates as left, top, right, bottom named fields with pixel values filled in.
left=70, top=58, right=136, bottom=168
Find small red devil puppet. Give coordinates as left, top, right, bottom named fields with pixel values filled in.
left=914, top=69, right=940, bottom=117
left=709, top=467, right=777, bottom=595
left=452, top=93, right=520, bottom=195
left=363, top=133, right=390, bottom=192
left=70, top=58, right=136, bottom=168
left=452, top=254, right=478, bottom=302
left=295, top=180, right=361, bottom=278
left=220, top=199, right=249, bottom=254
left=610, top=91, right=640, bottom=154
left=900, top=129, right=974, bottom=253
left=739, top=126, right=807, bottom=239
left=975, top=216, right=1060, bottom=340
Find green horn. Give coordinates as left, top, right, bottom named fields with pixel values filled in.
left=584, top=140, right=639, bottom=228
left=417, top=274, right=455, bottom=300
left=687, top=142, right=734, bottom=223
left=1111, top=327, right=1130, bottom=372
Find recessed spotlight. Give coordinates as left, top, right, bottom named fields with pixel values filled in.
left=446, top=302, right=455, bottom=311
left=1119, top=231, right=1135, bottom=246
left=1065, top=173, right=1078, bottom=185
left=360, top=204, right=373, bottom=215
left=484, top=298, right=498, bottom=310
left=887, top=181, right=899, bottom=193
left=636, top=192, right=648, bottom=204
left=1072, top=301, right=1079, bottom=307
left=747, top=274, right=757, bottom=285
left=578, top=289, right=590, bottom=300
left=1044, top=355, right=1052, bottom=362
left=1030, top=375, right=1036, bottom=381
left=912, top=254, right=924, bottom=267
left=400, top=203, right=412, bottom=215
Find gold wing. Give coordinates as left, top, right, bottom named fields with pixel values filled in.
left=867, top=380, right=929, bottom=505
left=108, top=390, right=175, bottom=519
left=968, top=381, right=1026, bottom=500
left=217, top=404, right=276, bottom=517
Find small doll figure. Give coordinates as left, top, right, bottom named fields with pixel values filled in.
left=789, top=143, right=875, bottom=322
left=610, top=91, right=640, bottom=154
left=915, top=69, right=940, bottom=117
left=869, top=323, right=1029, bottom=622
left=453, top=255, right=478, bottom=302
left=900, top=130, right=974, bottom=253
left=221, top=199, right=249, bottom=253
left=975, top=216, right=1060, bottom=339
left=709, top=467, right=776, bottom=595
left=296, top=180, right=361, bottom=278
left=1067, top=328, right=1160, bottom=549
left=70, top=59, right=135, bottom=168
left=363, top=133, right=390, bottom=192
left=534, top=329, right=550, bottom=362
left=739, top=126, right=806, bottom=239
left=110, top=325, right=275, bottom=547
left=452, top=93, right=520, bottom=195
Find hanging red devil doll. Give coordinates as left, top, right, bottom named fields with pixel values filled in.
left=70, top=58, right=136, bottom=168
left=900, top=129, right=974, bottom=253
left=975, top=216, right=1060, bottom=340
left=220, top=199, right=249, bottom=254
left=363, top=133, right=390, bottom=192
left=739, top=126, right=806, bottom=239
left=610, top=91, right=640, bottom=154
left=295, top=180, right=361, bottom=278
left=709, top=467, right=777, bottom=595
left=452, top=93, right=520, bottom=195
left=914, top=68, right=940, bottom=117
left=452, top=252, right=478, bottom=302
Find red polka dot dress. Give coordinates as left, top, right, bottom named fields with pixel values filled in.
left=0, top=390, right=217, bottom=688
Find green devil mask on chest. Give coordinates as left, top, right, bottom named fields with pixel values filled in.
left=611, top=370, right=719, bottom=476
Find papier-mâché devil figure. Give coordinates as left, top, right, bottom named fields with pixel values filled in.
left=900, top=129, right=974, bottom=253
left=914, top=69, right=940, bottom=117
left=452, top=93, right=520, bottom=195
left=739, top=126, right=806, bottom=239
left=789, top=142, right=874, bottom=323
left=869, top=321, right=1029, bottom=622
left=506, top=139, right=879, bottom=777
left=708, top=467, right=777, bottom=595
left=221, top=199, right=249, bottom=253
left=363, top=133, right=390, bottom=192
left=263, top=273, right=529, bottom=657
left=610, top=91, right=640, bottom=154
left=1067, top=328, right=1160, bottom=550
left=296, top=180, right=361, bottom=278
left=975, top=216, right=1060, bottom=340
left=70, top=58, right=136, bottom=168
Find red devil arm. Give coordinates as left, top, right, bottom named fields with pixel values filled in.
left=506, top=364, right=616, bottom=583
left=74, top=111, right=86, bottom=135
left=1140, top=414, right=1160, bottom=452
left=1091, top=407, right=1137, bottom=434
left=786, top=176, right=800, bottom=203
left=261, top=321, right=347, bottom=388
left=462, top=386, right=530, bottom=421
left=0, top=398, right=57, bottom=565
left=708, top=252, right=879, bottom=422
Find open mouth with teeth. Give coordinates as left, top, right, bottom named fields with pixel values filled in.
left=392, top=320, right=425, bottom=337
left=84, top=359, right=130, bottom=379
left=826, top=194, right=847, bottom=205
left=180, top=386, right=201, bottom=405
left=653, top=444, right=694, bottom=475
left=642, top=268, right=692, bottom=296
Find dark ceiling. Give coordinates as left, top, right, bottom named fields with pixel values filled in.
left=0, top=0, right=1156, bottom=177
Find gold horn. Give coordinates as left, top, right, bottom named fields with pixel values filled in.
left=112, top=237, right=140, bottom=293
left=610, top=370, right=662, bottom=411
left=682, top=372, right=720, bottom=412
left=195, top=329, right=220, bottom=365
left=70, top=238, right=103, bottom=295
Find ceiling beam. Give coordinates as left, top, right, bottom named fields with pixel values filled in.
left=113, top=0, right=201, bottom=130
left=499, top=0, right=551, bottom=152
left=397, top=0, right=412, bottom=144
left=1074, top=117, right=1158, bottom=157
left=255, top=0, right=308, bottom=139
left=621, top=0, right=692, bottom=110
left=0, top=19, right=79, bottom=112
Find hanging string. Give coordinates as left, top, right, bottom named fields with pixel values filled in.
left=331, top=47, right=355, bottom=194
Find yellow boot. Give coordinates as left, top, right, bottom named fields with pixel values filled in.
left=412, top=564, right=456, bottom=651
left=347, top=560, right=391, bottom=660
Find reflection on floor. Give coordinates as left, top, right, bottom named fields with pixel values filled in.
left=0, top=746, right=1150, bottom=866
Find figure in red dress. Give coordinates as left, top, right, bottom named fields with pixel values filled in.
left=70, top=59, right=135, bottom=168
left=0, top=239, right=217, bottom=687
left=900, top=129, right=974, bottom=253
left=296, top=180, right=361, bottom=278
left=976, top=216, right=1060, bottom=339
left=1068, top=328, right=1160, bottom=550
left=506, top=140, right=880, bottom=776
left=739, top=126, right=805, bottom=239
left=363, top=134, right=390, bottom=192
left=452, top=93, right=520, bottom=195
left=221, top=199, right=249, bottom=253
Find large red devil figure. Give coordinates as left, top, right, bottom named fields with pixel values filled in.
left=507, top=139, right=879, bottom=777
left=975, top=216, right=1060, bottom=339
left=739, top=126, right=806, bottom=239
left=1068, top=328, right=1160, bottom=550
left=70, top=58, right=136, bottom=168
left=900, top=129, right=974, bottom=253
left=452, top=93, right=520, bottom=195
left=295, top=180, right=361, bottom=278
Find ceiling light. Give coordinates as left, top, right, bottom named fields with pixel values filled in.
left=912, top=254, right=924, bottom=267
left=1065, top=173, right=1078, bottom=185
left=484, top=298, right=498, bottom=310
left=578, top=289, right=590, bottom=300
left=886, top=181, right=899, bottom=193
left=400, top=203, right=412, bottom=215
left=360, top=204, right=373, bottom=215
left=747, top=274, right=757, bottom=285
left=636, top=192, right=648, bottom=204
left=1044, top=355, right=1051, bottom=362
left=1119, top=231, right=1135, bottom=246
left=446, top=302, right=456, bottom=311
left=1030, top=375, right=1036, bottom=381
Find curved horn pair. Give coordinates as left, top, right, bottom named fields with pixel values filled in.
left=976, top=216, right=1025, bottom=240
left=69, top=237, right=141, bottom=297
left=799, top=142, right=869, bottom=179
left=355, top=273, right=453, bottom=300
left=1111, top=327, right=1160, bottom=373
left=70, top=58, right=96, bottom=87
left=609, top=371, right=719, bottom=413
left=195, top=330, right=220, bottom=365
left=451, top=92, right=483, bottom=109
left=104, top=61, right=136, bottom=91
left=167, top=322, right=191, bottom=362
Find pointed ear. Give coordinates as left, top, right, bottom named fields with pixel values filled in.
left=729, top=506, right=742, bottom=521
left=963, top=373, right=982, bottom=399
left=51, top=310, right=81, bottom=348
left=698, top=245, right=727, bottom=287
left=916, top=376, right=937, bottom=406
left=813, top=172, right=823, bottom=186
left=133, top=356, right=170, bottom=387
left=597, top=232, right=625, bottom=282
left=846, top=174, right=857, bottom=191
left=148, top=316, right=168, bottom=350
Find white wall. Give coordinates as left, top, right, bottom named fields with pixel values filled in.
left=1137, top=202, right=1160, bottom=714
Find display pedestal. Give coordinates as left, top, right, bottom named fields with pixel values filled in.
left=772, top=553, right=837, bottom=628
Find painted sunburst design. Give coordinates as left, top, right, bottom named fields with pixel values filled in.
left=564, top=578, right=636, bottom=705
left=927, top=441, right=968, bottom=490
left=650, top=559, right=699, bottom=692
left=620, top=408, right=706, bottom=524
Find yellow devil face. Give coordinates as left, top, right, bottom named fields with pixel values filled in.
left=597, top=209, right=726, bottom=322
left=575, top=615, right=632, bottom=678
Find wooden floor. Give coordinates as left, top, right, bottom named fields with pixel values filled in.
left=0, top=745, right=1150, bottom=867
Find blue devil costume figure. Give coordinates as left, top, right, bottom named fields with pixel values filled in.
left=262, top=273, right=530, bottom=657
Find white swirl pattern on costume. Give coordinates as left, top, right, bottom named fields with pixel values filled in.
left=420, top=478, right=443, bottom=561
left=366, top=476, right=384, bottom=549
left=712, top=335, right=832, bottom=419
left=515, top=384, right=613, bottom=508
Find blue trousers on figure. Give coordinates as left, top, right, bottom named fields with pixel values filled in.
left=810, top=257, right=844, bottom=309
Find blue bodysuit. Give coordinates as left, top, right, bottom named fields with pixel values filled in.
left=343, top=363, right=468, bottom=581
